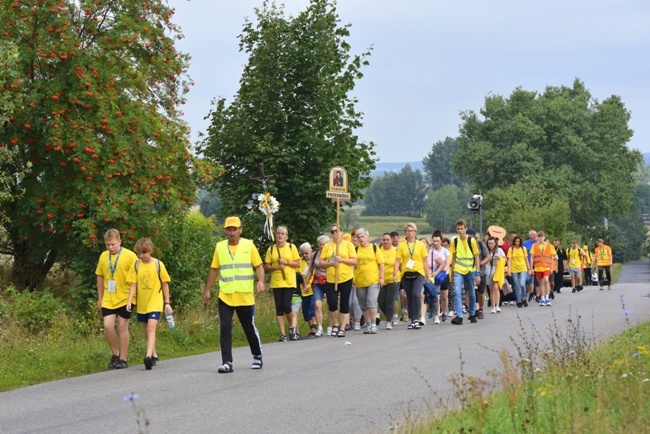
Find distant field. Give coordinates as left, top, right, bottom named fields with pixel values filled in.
left=355, top=215, right=432, bottom=239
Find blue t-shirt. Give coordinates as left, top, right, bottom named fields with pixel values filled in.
left=523, top=239, right=537, bottom=264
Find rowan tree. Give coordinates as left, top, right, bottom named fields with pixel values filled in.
left=0, top=0, right=210, bottom=291
left=199, top=0, right=375, bottom=247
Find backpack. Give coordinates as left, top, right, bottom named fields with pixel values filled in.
left=135, top=259, right=163, bottom=292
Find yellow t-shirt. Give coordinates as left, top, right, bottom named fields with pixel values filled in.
left=354, top=245, right=385, bottom=288
left=397, top=240, right=429, bottom=276
left=265, top=243, right=300, bottom=288
left=381, top=246, right=400, bottom=283
left=300, top=258, right=314, bottom=296
left=567, top=247, right=584, bottom=268
left=95, top=247, right=139, bottom=309
left=321, top=240, right=356, bottom=283
left=211, top=241, right=263, bottom=307
left=507, top=246, right=529, bottom=273
left=127, top=259, right=171, bottom=314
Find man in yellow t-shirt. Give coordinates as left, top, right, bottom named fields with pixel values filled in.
left=203, top=217, right=265, bottom=373
left=95, top=228, right=138, bottom=369
left=593, top=238, right=613, bottom=290
left=449, top=219, right=480, bottom=325
left=566, top=240, right=586, bottom=292
left=530, top=231, right=557, bottom=306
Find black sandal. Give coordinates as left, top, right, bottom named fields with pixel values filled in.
left=337, top=329, right=346, bottom=337
left=331, top=325, right=340, bottom=337
left=309, top=324, right=318, bottom=336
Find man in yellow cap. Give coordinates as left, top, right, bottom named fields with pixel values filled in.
left=203, top=217, right=266, bottom=373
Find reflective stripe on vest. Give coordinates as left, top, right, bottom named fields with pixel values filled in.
left=216, top=239, right=255, bottom=293
left=532, top=243, right=553, bottom=270
left=454, top=237, right=476, bottom=274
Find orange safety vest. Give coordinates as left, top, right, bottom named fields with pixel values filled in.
left=532, top=242, right=553, bottom=271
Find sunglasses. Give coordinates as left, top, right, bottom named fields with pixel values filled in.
left=330, top=229, right=338, bottom=234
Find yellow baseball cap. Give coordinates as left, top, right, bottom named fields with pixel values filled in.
left=224, top=216, right=241, bottom=228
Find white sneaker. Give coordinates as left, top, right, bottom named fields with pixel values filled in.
left=326, top=327, right=332, bottom=336
left=496, top=306, right=501, bottom=312
left=434, top=315, right=440, bottom=324
left=386, top=322, right=393, bottom=330
left=419, top=316, right=426, bottom=326
left=448, top=310, right=456, bottom=317
left=491, top=307, right=497, bottom=314
left=315, top=329, right=323, bottom=337
left=353, top=323, right=361, bottom=331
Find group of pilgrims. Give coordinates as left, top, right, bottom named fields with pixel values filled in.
left=265, top=219, right=614, bottom=340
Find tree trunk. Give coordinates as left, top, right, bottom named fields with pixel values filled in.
left=10, top=243, right=57, bottom=291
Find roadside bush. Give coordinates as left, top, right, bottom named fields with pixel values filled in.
left=155, top=211, right=219, bottom=309
left=4, top=287, right=68, bottom=334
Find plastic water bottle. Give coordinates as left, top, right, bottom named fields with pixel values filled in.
left=165, top=312, right=175, bottom=329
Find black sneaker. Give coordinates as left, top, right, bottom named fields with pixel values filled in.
left=517, top=301, right=523, bottom=308
left=549, top=292, right=555, bottom=300
left=477, top=309, right=484, bottom=319
left=556, top=288, right=561, bottom=294
left=375, top=317, right=381, bottom=326
left=288, top=328, right=298, bottom=341
left=523, top=300, right=528, bottom=307
left=441, top=314, right=447, bottom=322
left=278, top=334, right=287, bottom=342
left=451, top=317, right=463, bottom=325
left=528, top=293, right=534, bottom=302
left=572, top=287, right=576, bottom=293
left=469, top=315, right=478, bottom=323
left=114, top=359, right=128, bottom=369
left=152, top=356, right=158, bottom=366
left=144, top=356, right=153, bottom=370
left=108, top=354, right=120, bottom=369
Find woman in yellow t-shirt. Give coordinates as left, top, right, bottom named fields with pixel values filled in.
left=394, top=222, right=431, bottom=329
left=353, top=228, right=384, bottom=334
left=506, top=235, right=531, bottom=307
left=318, top=224, right=357, bottom=338
left=265, top=226, right=301, bottom=342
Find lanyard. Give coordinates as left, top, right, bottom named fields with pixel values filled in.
left=406, top=240, right=416, bottom=258
left=108, top=247, right=122, bottom=278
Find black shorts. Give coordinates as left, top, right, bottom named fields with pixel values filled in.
left=102, top=305, right=132, bottom=319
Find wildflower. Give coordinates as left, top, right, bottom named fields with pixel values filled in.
left=569, top=349, right=575, bottom=355
left=621, top=300, right=627, bottom=306
left=624, top=310, right=629, bottom=316
left=123, top=393, right=138, bottom=402
left=632, top=353, right=639, bottom=358
left=566, top=339, right=572, bottom=346
left=531, top=322, right=535, bottom=327
left=621, top=373, right=628, bottom=379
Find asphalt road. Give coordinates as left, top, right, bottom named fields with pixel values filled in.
left=1, top=260, right=649, bottom=434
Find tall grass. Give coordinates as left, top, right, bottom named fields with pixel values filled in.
left=396, top=301, right=650, bottom=433
left=0, top=286, right=325, bottom=392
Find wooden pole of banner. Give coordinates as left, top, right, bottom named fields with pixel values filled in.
left=334, top=198, right=340, bottom=292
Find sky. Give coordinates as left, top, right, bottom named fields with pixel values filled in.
left=171, top=0, right=650, bottom=163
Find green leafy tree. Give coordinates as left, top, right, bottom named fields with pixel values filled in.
left=199, top=0, right=375, bottom=247
left=199, top=191, right=222, bottom=220
left=454, top=79, right=643, bottom=232
left=424, top=184, right=469, bottom=232
left=363, top=164, right=427, bottom=217
left=422, top=137, right=465, bottom=189
left=0, top=1, right=211, bottom=290
left=482, top=180, right=570, bottom=240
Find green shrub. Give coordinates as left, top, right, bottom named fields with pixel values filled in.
left=6, top=287, right=68, bottom=334
left=155, top=211, right=219, bottom=309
